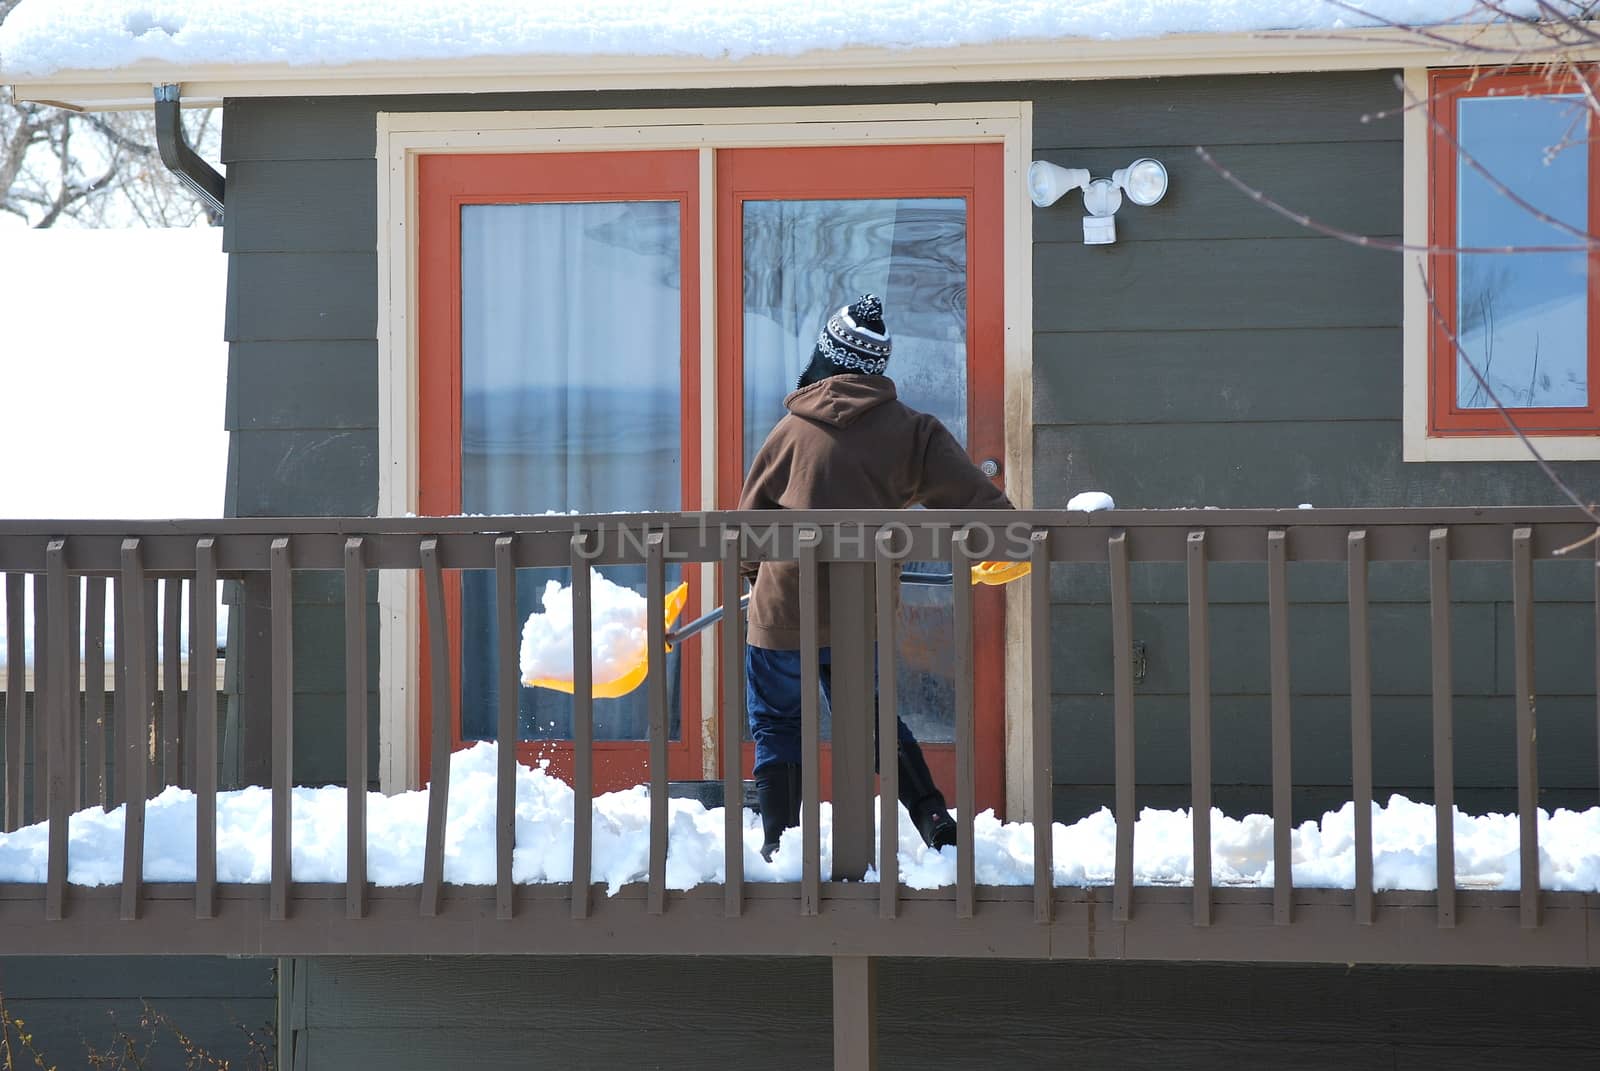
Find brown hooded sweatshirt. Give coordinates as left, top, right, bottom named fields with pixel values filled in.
left=737, top=374, right=1013, bottom=649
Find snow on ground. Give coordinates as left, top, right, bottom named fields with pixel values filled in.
left=0, top=226, right=229, bottom=664
left=0, top=1, right=1540, bottom=79
left=1, top=741, right=1595, bottom=893
left=520, top=569, right=656, bottom=686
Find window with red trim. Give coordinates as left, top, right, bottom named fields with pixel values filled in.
left=1429, top=66, right=1599, bottom=436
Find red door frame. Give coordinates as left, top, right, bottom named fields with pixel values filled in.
left=715, top=143, right=1010, bottom=816
left=1428, top=66, right=1600, bottom=435
left=416, top=150, right=704, bottom=788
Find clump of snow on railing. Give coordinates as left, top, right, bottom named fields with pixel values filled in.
left=519, top=569, right=650, bottom=686
left=0, top=742, right=1597, bottom=894
left=1066, top=491, right=1115, bottom=512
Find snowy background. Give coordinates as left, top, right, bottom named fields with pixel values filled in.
left=0, top=226, right=228, bottom=661
left=0, top=0, right=1541, bottom=78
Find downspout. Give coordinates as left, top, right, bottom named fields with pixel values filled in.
left=153, top=83, right=224, bottom=218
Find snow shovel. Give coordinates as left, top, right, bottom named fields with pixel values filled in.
left=525, top=560, right=1030, bottom=699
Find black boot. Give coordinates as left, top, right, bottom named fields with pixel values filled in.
left=755, top=762, right=802, bottom=862
left=897, top=740, right=957, bottom=850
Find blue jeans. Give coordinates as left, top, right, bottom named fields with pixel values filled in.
left=746, top=645, right=918, bottom=774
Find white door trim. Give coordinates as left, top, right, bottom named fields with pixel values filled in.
left=375, top=102, right=1036, bottom=812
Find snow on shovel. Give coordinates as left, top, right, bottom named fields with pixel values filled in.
left=521, top=561, right=1031, bottom=699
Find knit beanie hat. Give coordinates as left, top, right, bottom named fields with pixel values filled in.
left=795, top=294, right=893, bottom=390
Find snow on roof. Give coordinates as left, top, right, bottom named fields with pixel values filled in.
left=0, top=0, right=1525, bottom=80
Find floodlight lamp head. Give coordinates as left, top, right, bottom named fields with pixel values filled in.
left=1027, top=160, right=1091, bottom=208
left=1112, top=157, right=1169, bottom=207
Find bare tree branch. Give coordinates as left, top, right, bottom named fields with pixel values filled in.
left=1395, top=72, right=1596, bottom=247
left=1418, top=261, right=1600, bottom=550
left=1193, top=145, right=1589, bottom=254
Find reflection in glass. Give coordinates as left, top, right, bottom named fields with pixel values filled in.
left=1456, top=95, right=1589, bottom=409
left=742, top=197, right=968, bottom=743
left=459, top=201, right=682, bottom=743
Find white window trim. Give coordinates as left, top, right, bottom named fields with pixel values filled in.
left=374, top=103, right=1039, bottom=817
left=1402, top=67, right=1600, bottom=462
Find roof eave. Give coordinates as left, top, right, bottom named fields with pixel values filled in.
left=10, top=25, right=1595, bottom=111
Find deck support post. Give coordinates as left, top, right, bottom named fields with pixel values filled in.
left=832, top=955, right=877, bottom=1071
left=829, top=561, right=876, bottom=883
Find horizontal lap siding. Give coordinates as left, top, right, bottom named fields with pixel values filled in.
left=0, top=956, right=274, bottom=1069
left=1030, top=73, right=1597, bottom=821
left=286, top=956, right=1600, bottom=1070
left=221, top=110, right=381, bottom=793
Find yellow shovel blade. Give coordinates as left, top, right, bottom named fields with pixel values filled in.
left=970, top=560, right=1032, bottom=586
left=526, top=581, right=689, bottom=699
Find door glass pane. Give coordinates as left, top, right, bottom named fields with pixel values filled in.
left=742, top=197, right=967, bottom=743
left=459, top=201, right=683, bottom=743
left=1456, top=95, right=1589, bottom=409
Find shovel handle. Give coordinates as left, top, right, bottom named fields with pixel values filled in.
left=663, top=570, right=958, bottom=647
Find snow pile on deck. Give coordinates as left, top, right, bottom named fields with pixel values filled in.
left=1, top=742, right=1596, bottom=893
left=519, top=569, right=651, bottom=686
left=0, top=1, right=1538, bottom=79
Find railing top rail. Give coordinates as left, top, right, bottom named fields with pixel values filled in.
left=0, top=505, right=1591, bottom=537
left=0, top=507, right=1592, bottom=572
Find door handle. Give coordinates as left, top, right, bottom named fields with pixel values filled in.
left=979, top=458, right=1002, bottom=478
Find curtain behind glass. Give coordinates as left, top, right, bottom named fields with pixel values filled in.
left=1456, top=95, right=1589, bottom=409
left=459, top=201, right=683, bottom=743
left=741, top=197, right=968, bottom=743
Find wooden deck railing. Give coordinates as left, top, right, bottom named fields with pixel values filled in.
left=0, top=508, right=1595, bottom=964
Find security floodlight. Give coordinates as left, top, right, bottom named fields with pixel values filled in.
left=1029, top=157, right=1170, bottom=245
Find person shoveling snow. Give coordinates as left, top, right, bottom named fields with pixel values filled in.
left=738, top=293, right=1017, bottom=861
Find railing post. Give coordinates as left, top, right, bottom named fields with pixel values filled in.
left=44, top=541, right=70, bottom=921
left=270, top=537, right=295, bottom=923
left=798, top=526, right=822, bottom=916
left=419, top=538, right=450, bottom=918
left=1429, top=529, right=1456, bottom=928
left=119, top=539, right=149, bottom=921
left=1186, top=530, right=1211, bottom=928
left=645, top=532, right=669, bottom=916
left=570, top=534, right=593, bottom=921
left=344, top=537, right=368, bottom=921
left=66, top=576, right=80, bottom=811
left=1108, top=530, right=1135, bottom=923
left=111, top=575, right=127, bottom=806
left=874, top=529, right=901, bottom=919
left=1029, top=530, right=1053, bottom=926
left=1512, top=527, right=1539, bottom=929
left=32, top=572, right=47, bottom=823
left=952, top=527, right=976, bottom=920
left=4, top=574, right=24, bottom=832
left=84, top=576, right=107, bottom=811
left=828, top=556, right=875, bottom=884
left=194, top=539, right=218, bottom=920
left=1267, top=529, right=1293, bottom=926
left=162, top=578, right=183, bottom=788
left=721, top=527, right=746, bottom=919
left=1348, top=530, right=1374, bottom=926
left=495, top=536, right=519, bottom=922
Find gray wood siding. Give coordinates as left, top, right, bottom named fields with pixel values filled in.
left=1029, top=72, right=1594, bottom=821
left=0, top=956, right=273, bottom=1070
left=285, top=955, right=1600, bottom=1070
left=220, top=71, right=1595, bottom=818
